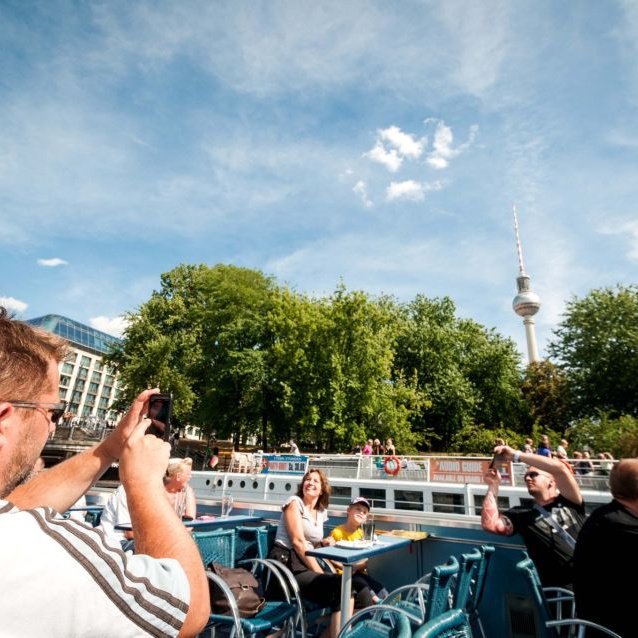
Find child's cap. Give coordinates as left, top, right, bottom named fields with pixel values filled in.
left=349, top=496, right=371, bottom=510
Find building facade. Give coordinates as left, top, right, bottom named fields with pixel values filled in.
left=26, top=314, right=123, bottom=423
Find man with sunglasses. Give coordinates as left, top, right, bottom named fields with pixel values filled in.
left=0, top=308, right=210, bottom=636
left=481, top=443, right=585, bottom=588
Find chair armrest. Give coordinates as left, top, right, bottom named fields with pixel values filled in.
left=546, top=618, right=622, bottom=637
left=336, top=604, right=413, bottom=638
left=205, top=570, right=242, bottom=638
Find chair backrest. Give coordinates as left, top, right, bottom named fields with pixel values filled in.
left=194, top=528, right=236, bottom=567
left=412, top=608, right=472, bottom=638
left=452, top=547, right=482, bottom=612
left=516, top=553, right=553, bottom=628
left=466, top=545, right=494, bottom=615
left=425, top=555, right=460, bottom=622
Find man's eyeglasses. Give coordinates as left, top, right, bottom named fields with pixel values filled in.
left=524, top=471, right=541, bottom=480
left=7, top=401, right=67, bottom=424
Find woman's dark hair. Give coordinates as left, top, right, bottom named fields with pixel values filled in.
left=296, top=467, right=331, bottom=510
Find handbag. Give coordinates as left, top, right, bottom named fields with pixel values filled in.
left=208, top=562, right=266, bottom=618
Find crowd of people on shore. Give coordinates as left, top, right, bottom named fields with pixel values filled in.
left=514, top=434, right=616, bottom=476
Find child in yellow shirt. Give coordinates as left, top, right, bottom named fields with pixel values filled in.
left=330, top=497, right=388, bottom=607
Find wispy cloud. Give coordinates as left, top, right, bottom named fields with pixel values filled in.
left=37, top=257, right=68, bottom=267
left=89, top=315, right=129, bottom=338
left=353, top=180, right=373, bottom=208
left=599, top=218, right=638, bottom=262
left=426, top=120, right=479, bottom=170
left=0, top=296, right=28, bottom=313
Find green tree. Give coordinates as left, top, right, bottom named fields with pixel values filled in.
left=521, top=360, right=570, bottom=433
left=548, top=285, right=638, bottom=419
left=394, top=295, right=525, bottom=450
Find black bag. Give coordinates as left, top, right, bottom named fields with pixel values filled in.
left=208, top=562, right=266, bottom=618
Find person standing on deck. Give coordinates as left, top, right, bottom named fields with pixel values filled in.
left=481, top=444, right=585, bottom=588
left=573, top=458, right=638, bottom=637
left=0, top=307, right=209, bottom=637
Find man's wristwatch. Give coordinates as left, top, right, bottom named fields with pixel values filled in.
left=513, top=452, right=521, bottom=463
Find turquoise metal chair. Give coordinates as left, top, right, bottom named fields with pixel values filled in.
left=412, top=608, right=472, bottom=638
left=452, top=545, right=494, bottom=638
left=382, top=555, right=460, bottom=627
left=336, top=604, right=413, bottom=638
left=516, top=554, right=621, bottom=638
left=194, top=530, right=301, bottom=638
left=195, top=529, right=237, bottom=567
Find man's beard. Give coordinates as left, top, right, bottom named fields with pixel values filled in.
left=0, top=441, right=41, bottom=499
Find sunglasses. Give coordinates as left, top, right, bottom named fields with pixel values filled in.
left=8, top=401, right=67, bottom=424
left=524, top=471, right=541, bottom=480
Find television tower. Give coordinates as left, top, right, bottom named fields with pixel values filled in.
left=512, top=205, right=541, bottom=363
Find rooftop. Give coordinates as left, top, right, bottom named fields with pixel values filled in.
left=26, top=314, right=121, bottom=355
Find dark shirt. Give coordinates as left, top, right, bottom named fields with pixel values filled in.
left=536, top=445, right=552, bottom=458
left=506, top=495, right=585, bottom=587
left=574, top=499, right=638, bottom=637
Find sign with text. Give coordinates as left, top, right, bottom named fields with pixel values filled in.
left=260, top=454, right=309, bottom=475
left=430, top=458, right=512, bottom=485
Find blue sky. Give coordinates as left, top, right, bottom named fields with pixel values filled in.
left=1, top=1, right=636, bottom=362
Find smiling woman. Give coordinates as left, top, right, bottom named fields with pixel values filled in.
left=268, top=467, right=347, bottom=638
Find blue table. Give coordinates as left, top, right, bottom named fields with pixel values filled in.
left=306, top=535, right=412, bottom=629
left=115, top=514, right=262, bottom=532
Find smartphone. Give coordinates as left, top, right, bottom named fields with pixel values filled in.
left=489, top=453, right=504, bottom=469
left=146, top=393, right=173, bottom=441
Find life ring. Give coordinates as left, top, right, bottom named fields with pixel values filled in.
left=383, top=455, right=401, bottom=476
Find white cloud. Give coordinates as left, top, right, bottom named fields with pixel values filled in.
left=37, top=257, right=69, bottom=267
left=0, top=296, right=28, bottom=313
left=379, top=126, right=425, bottom=159
left=364, top=142, right=403, bottom=172
left=353, top=180, right=373, bottom=208
left=89, top=315, right=129, bottom=337
left=386, top=180, right=425, bottom=202
left=364, top=125, right=426, bottom=173
left=386, top=180, right=443, bottom=202
left=426, top=120, right=479, bottom=169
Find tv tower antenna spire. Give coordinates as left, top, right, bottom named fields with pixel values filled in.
left=511, top=205, right=541, bottom=363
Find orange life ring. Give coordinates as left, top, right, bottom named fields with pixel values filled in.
left=383, top=455, right=400, bottom=476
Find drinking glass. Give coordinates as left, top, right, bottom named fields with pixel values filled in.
left=362, top=514, right=375, bottom=543
left=221, top=495, right=234, bottom=518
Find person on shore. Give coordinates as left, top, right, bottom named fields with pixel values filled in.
left=536, top=435, right=552, bottom=458
left=0, top=307, right=209, bottom=637
left=330, top=497, right=388, bottom=607
left=573, top=459, right=638, bottom=637
left=481, top=444, right=585, bottom=588
left=268, top=468, right=347, bottom=638
left=384, top=438, right=396, bottom=456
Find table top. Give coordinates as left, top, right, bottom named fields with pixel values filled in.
left=305, top=534, right=411, bottom=564
left=115, top=514, right=262, bottom=532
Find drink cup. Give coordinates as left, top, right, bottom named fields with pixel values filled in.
left=362, top=519, right=375, bottom=543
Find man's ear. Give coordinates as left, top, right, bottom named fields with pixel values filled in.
left=0, top=402, right=15, bottom=445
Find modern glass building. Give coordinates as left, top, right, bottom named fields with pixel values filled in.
left=26, top=314, right=123, bottom=421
